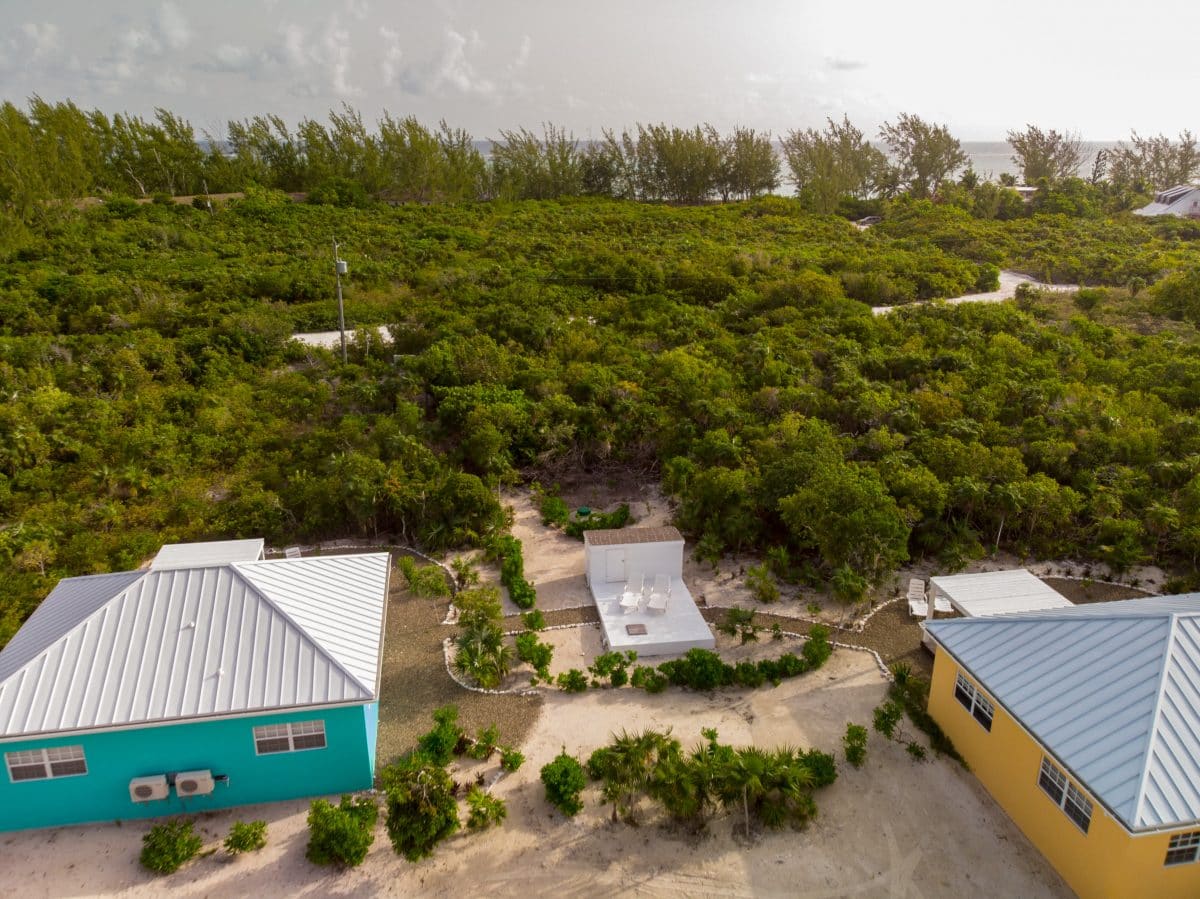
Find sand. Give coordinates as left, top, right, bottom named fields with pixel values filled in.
left=0, top=650, right=1070, bottom=898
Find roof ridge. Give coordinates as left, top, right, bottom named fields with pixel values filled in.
left=0, top=569, right=148, bottom=689
left=1131, top=613, right=1180, bottom=827
left=229, top=559, right=374, bottom=698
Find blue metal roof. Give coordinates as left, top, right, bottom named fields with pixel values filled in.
left=927, top=595, right=1200, bottom=830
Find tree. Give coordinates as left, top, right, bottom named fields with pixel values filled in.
left=717, top=126, right=779, bottom=200
left=540, top=750, right=586, bottom=816
left=781, top=116, right=887, bottom=213
left=490, top=124, right=583, bottom=199
left=305, top=795, right=378, bottom=868
left=878, top=113, right=968, bottom=198
left=1006, top=125, right=1084, bottom=184
left=382, top=755, right=461, bottom=861
left=1107, top=130, right=1200, bottom=191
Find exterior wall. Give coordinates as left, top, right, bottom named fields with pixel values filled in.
left=929, top=651, right=1200, bottom=899
left=584, top=541, right=684, bottom=591
left=0, top=704, right=374, bottom=832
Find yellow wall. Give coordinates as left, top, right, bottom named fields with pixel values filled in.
left=928, top=649, right=1200, bottom=899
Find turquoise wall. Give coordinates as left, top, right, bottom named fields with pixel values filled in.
left=0, top=704, right=374, bottom=832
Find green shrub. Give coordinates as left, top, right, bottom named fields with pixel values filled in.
left=745, top=563, right=780, bottom=603
left=906, top=741, right=927, bottom=761
left=383, top=757, right=459, bottom=861
left=487, top=534, right=537, bottom=608
left=453, top=586, right=504, bottom=629
left=140, top=819, right=203, bottom=875
left=538, top=492, right=571, bottom=527
left=658, top=649, right=733, bottom=690
left=800, top=624, right=833, bottom=669
left=872, top=700, right=904, bottom=741
left=630, top=664, right=668, bottom=693
left=801, top=749, right=838, bottom=787
left=224, top=819, right=267, bottom=855
left=417, top=705, right=464, bottom=766
left=718, top=607, right=760, bottom=644
left=499, top=746, right=525, bottom=772
left=515, top=631, right=554, bottom=678
left=398, top=555, right=451, bottom=597
left=466, top=785, right=508, bottom=830
left=541, top=750, right=586, bottom=817
left=733, top=660, right=766, bottom=688
left=520, top=608, right=546, bottom=631
left=467, top=724, right=501, bottom=760
left=588, top=650, right=636, bottom=687
left=556, top=668, right=588, bottom=692
left=564, top=504, right=631, bottom=539
left=843, top=724, right=868, bottom=768
left=306, top=795, right=378, bottom=868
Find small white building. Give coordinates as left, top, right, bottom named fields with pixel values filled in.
left=582, top=526, right=714, bottom=657
left=1133, top=184, right=1200, bottom=218
left=921, top=568, right=1073, bottom=649
left=583, top=526, right=684, bottom=592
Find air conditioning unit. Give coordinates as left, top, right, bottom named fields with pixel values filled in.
left=174, top=769, right=215, bottom=797
left=129, top=775, right=169, bottom=802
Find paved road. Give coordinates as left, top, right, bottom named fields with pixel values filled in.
left=873, top=270, right=1078, bottom=315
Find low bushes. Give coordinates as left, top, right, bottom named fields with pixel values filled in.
left=224, top=819, right=267, bottom=855
left=485, top=534, right=537, bottom=608
left=882, top=663, right=965, bottom=766
left=515, top=631, right=554, bottom=680
left=465, top=785, right=508, bottom=830
left=564, top=504, right=631, bottom=540
left=588, top=650, right=636, bottom=687
left=541, top=750, right=586, bottom=817
left=140, top=819, right=203, bottom=875
left=556, top=668, right=589, bottom=692
left=417, top=705, right=465, bottom=766
left=397, top=555, right=451, bottom=598
left=843, top=724, right=868, bottom=768
left=452, top=587, right=514, bottom=689
left=306, top=795, right=378, bottom=868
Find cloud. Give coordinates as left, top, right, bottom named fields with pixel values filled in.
left=153, top=69, right=187, bottom=93
left=435, top=29, right=495, bottom=96
left=827, top=56, right=867, bottom=71
left=514, top=34, right=531, bottom=69
left=197, top=43, right=259, bottom=73
left=380, top=26, right=403, bottom=87
left=156, top=3, right=191, bottom=51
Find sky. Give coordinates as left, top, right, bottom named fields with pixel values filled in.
left=0, top=0, right=1197, bottom=142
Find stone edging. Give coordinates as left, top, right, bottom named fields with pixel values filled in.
left=442, top=637, right=539, bottom=697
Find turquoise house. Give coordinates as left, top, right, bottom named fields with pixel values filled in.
left=0, top=540, right=391, bottom=832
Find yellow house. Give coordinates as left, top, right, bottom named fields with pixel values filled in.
left=925, top=596, right=1200, bottom=899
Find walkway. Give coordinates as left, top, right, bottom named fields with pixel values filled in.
left=872, top=270, right=1077, bottom=315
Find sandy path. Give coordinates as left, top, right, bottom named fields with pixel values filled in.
left=872, top=270, right=1078, bottom=315
left=290, top=325, right=392, bottom=349
left=0, top=651, right=1070, bottom=898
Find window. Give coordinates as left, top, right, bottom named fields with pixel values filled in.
left=1165, top=832, right=1200, bottom=866
left=1038, top=757, right=1092, bottom=833
left=5, top=746, right=87, bottom=782
left=953, top=673, right=995, bottom=732
left=254, top=720, right=326, bottom=754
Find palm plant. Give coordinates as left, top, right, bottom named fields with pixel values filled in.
left=453, top=621, right=513, bottom=689
left=593, top=729, right=679, bottom=823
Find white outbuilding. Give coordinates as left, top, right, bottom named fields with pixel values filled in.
left=1133, top=184, right=1200, bottom=218
left=582, top=526, right=714, bottom=657
left=927, top=569, right=1074, bottom=618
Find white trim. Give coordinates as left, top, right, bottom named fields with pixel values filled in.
left=5, top=745, right=88, bottom=783
left=0, top=700, right=369, bottom=745
left=253, top=719, right=327, bottom=755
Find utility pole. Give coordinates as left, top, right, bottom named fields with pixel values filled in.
left=333, top=236, right=348, bottom=364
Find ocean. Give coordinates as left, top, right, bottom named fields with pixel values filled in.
left=959, top=141, right=1120, bottom=181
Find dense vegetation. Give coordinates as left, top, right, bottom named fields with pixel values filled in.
left=4, top=188, right=1200, bottom=644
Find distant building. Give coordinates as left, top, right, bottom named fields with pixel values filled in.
left=0, top=540, right=390, bottom=832
left=924, top=596, right=1200, bottom=899
left=1133, top=184, right=1200, bottom=218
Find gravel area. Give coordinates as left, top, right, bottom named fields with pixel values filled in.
left=375, top=566, right=542, bottom=773
left=1041, top=577, right=1152, bottom=604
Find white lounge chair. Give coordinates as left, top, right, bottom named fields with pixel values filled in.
left=906, top=577, right=926, bottom=600
left=284, top=546, right=302, bottom=559
left=646, top=574, right=671, bottom=612
left=620, top=572, right=645, bottom=612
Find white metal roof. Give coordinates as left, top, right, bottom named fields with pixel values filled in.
left=0, top=550, right=390, bottom=740
left=929, top=569, right=1073, bottom=617
left=1133, top=185, right=1200, bottom=216
left=151, top=539, right=265, bottom=570
left=926, top=595, right=1200, bottom=830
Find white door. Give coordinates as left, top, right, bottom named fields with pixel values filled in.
left=605, top=549, right=626, bottom=583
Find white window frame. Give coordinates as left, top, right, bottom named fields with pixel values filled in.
left=253, top=720, right=327, bottom=755
left=1038, top=756, right=1093, bottom=834
left=1165, top=831, right=1200, bottom=866
left=953, top=672, right=995, bottom=731
left=5, top=745, right=88, bottom=782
